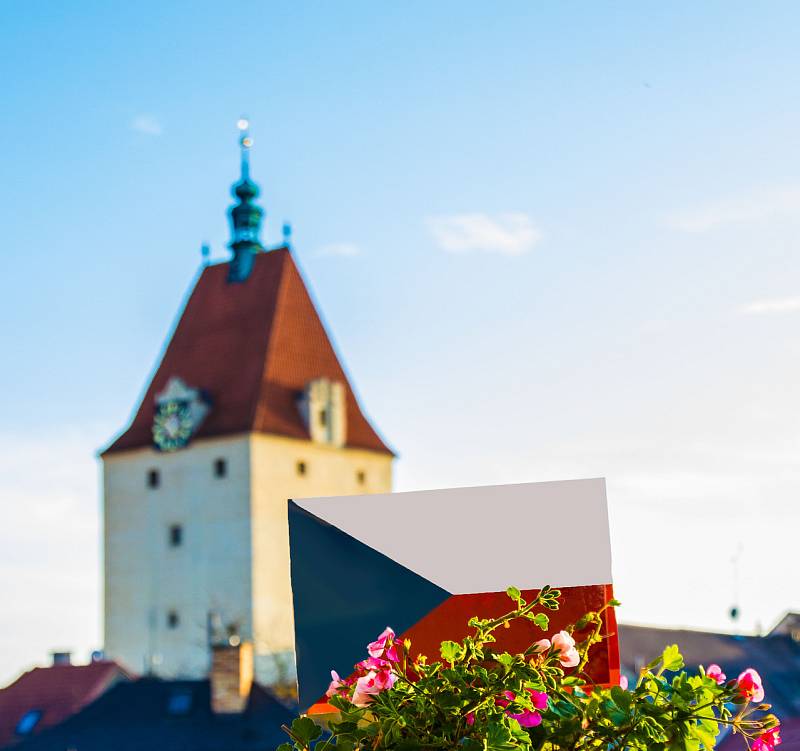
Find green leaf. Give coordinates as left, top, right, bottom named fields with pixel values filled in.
left=661, top=644, right=684, bottom=672
left=610, top=685, right=632, bottom=712
left=531, top=612, right=549, bottom=631
left=644, top=654, right=663, bottom=671
left=506, top=586, right=522, bottom=601
left=276, top=744, right=294, bottom=751
left=440, top=640, right=462, bottom=662
left=693, top=724, right=718, bottom=749
left=290, top=716, right=323, bottom=745
left=486, top=722, right=516, bottom=751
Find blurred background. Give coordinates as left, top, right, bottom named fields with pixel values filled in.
left=0, top=1, right=798, bottom=738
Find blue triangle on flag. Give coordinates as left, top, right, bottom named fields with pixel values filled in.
left=288, top=500, right=452, bottom=708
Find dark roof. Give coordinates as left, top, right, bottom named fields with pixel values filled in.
left=103, top=248, right=392, bottom=456
left=619, top=624, right=800, bottom=718
left=0, top=661, right=129, bottom=748
left=7, top=679, right=297, bottom=751
left=770, top=612, right=800, bottom=636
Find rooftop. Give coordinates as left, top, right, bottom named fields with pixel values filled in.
left=103, top=248, right=392, bottom=456
left=6, top=678, right=296, bottom=751
left=0, top=660, right=130, bottom=748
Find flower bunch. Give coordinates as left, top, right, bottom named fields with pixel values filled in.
left=701, top=665, right=781, bottom=750
left=326, top=627, right=399, bottom=706
left=280, top=586, right=781, bottom=751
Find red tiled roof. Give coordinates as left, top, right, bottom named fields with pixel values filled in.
left=0, top=661, right=129, bottom=747
left=103, top=248, right=392, bottom=455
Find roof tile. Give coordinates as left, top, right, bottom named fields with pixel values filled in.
left=103, top=249, right=392, bottom=455
left=0, top=661, right=129, bottom=747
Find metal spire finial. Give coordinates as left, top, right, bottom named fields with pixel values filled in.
left=237, top=117, right=252, bottom=180
left=282, top=221, right=292, bottom=248
left=228, top=118, right=264, bottom=283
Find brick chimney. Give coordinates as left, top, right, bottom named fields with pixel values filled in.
left=210, top=641, right=254, bottom=714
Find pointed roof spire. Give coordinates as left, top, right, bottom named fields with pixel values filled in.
left=228, top=118, right=264, bottom=283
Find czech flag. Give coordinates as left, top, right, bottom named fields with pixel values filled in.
left=288, top=479, right=619, bottom=712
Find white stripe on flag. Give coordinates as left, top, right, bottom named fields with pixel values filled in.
left=293, top=478, right=612, bottom=594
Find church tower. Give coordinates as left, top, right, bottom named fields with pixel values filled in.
left=101, top=123, right=394, bottom=683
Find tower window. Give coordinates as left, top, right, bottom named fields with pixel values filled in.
left=356, top=470, right=366, bottom=485
left=318, top=408, right=328, bottom=427
left=167, top=610, right=180, bottom=629
left=147, top=469, right=160, bottom=489
left=214, top=458, right=227, bottom=478
left=296, top=461, right=307, bottom=476
left=168, top=524, right=183, bottom=548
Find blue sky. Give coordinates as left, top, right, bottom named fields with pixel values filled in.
left=1, top=1, right=800, bottom=683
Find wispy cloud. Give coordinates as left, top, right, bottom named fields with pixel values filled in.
left=667, top=185, right=800, bottom=233
left=427, top=212, right=542, bottom=256
left=740, top=297, right=800, bottom=315
left=131, top=114, right=163, bottom=136
left=317, top=242, right=361, bottom=258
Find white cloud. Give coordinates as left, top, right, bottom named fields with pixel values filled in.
left=0, top=427, right=105, bottom=684
left=427, top=212, right=542, bottom=256
left=317, top=242, right=361, bottom=258
left=740, top=297, right=800, bottom=315
left=667, top=185, right=800, bottom=232
left=131, top=114, right=163, bottom=136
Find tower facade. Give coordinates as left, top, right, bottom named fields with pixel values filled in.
left=101, top=128, right=393, bottom=682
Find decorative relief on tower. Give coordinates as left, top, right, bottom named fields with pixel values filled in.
left=152, top=376, right=211, bottom=452
left=297, top=378, right=347, bottom=448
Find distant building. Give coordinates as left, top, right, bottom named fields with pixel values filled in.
left=0, top=655, right=130, bottom=748
left=769, top=612, right=800, bottom=640
left=100, top=125, right=394, bottom=683
left=8, top=643, right=295, bottom=751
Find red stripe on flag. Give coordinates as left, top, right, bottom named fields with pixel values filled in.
left=308, top=583, right=619, bottom=714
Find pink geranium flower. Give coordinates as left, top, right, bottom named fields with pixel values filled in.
left=367, top=627, right=395, bottom=658
left=705, top=664, right=726, bottom=685
left=351, top=668, right=396, bottom=706
left=510, top=710, right=543, bottom=728
left=528, top=689, right=548, bottom=709
left=357, top=656, right=391, bottom=671
left=325, top=670, right=346, bottom=698
left=737, top=668, right=765, bottom=703
left=752, top=726, right=781, bottom=751
left=533, top=638, right=551, bottom=653
left=495, top=689, right=515, bottom=708
left=552, top=631, right=580, bottom=668
left=385, top=642, right=400, bottom=662
left=495, top=689, right=548, bottom=727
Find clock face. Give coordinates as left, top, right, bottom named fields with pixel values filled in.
left=152, top=400, right=194, bottom=452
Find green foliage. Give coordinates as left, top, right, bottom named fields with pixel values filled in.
left=280, top=587, right=778, bottom=751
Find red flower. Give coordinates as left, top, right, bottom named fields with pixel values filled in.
left=737, top=668, right=765, bottom=703
left=752, top=726, right=781, bottom=751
